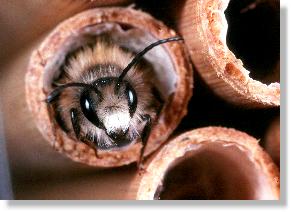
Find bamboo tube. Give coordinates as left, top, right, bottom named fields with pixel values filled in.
left=174, top=0, right=280, bottom=107
left=264, top=116, right=280, bottom=167
left=25, top=8, right=193, bottom=167
left=137, top=127, right=279, bottom=200
left=0, top=0, right=132, bottom=66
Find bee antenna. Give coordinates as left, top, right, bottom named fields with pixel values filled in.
left=46, top=82, right=100, bottom=103
left=116, top=36, right=183, bottom=85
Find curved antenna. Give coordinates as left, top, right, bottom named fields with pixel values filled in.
left=117, top=36, right=183, bottom=83
left=46, top=82, right=101, bottom=103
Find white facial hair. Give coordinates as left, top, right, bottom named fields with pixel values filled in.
left=103, top=111, right=131, bottom=135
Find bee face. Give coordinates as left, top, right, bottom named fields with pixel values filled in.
left=79, top=77, right=137, bottom=145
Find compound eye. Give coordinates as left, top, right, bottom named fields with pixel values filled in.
left=126, top=84, right=137, bottom=116
left=80, top=91, right=103, bottom=129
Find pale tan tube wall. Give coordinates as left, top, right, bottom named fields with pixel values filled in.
left=174, top=0, right=280, bottom=107
left=25, top=8, right=193, bottom=167
left=136, top=127, right=280, bottom=200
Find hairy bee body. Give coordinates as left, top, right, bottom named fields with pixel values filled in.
left=46, top=36, right=182, bottom=165
left=52, top=40, right=160, bottom=150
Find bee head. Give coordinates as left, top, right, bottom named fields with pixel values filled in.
left=79, top=77, right=137, bottom=143
left=46, top=36, right=183, bottom=148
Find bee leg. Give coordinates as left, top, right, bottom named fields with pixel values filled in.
left=152, top=87, right=164, bottom=105
left=152, top=87, right=164, bottom=116
left=137, top=114, right=152, bottom=171
left=70, top=108, right=100, bottom=158
left=80, top=137, right=100, bottom=159
left=70, top=108, right=81, bottom=138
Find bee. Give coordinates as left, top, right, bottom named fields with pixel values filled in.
left=46, top=36, right=183, bottom=167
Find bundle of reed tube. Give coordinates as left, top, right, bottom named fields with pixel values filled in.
left=3, top=0, right=279, bottom=200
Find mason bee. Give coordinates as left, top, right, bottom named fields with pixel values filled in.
left=46, top=36, right=183, bottom=167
